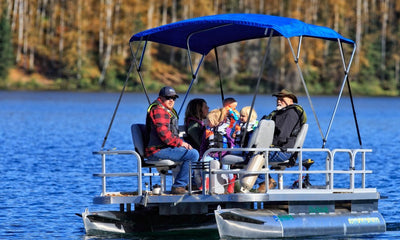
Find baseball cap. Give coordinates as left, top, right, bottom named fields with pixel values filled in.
left=159, top=86, right=179, bottom=98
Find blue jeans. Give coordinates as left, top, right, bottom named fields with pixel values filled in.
left=148, top=147, right=199, bottom=188
left=255, top=151, right=292, bottom=185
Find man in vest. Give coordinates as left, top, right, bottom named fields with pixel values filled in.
left=257, top=89, right=307, bottom=192
left=145, top=86, right=199, bottom=194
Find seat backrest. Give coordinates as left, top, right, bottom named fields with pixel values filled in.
left=269, top=123, right=309, bottom=169
left=285, top=123, right=308, bottom=166
left=131, top=123, right=146, bottom=158
left=293, top=123, right=308, bottom=149
left=247, top=119, right=275, bottom=149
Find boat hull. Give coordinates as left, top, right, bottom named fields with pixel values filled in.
left=82, top=209, right=126, bottom=234
left=215, top=208, right=386, bottom=238
left=81, top=208, right=217, bottom=235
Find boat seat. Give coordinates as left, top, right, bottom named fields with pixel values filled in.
left=269, top=123, right=309, bottom=189
left=269, top=123, right=309, bottom=170
left=131, top=124, right=179, bottom=193
left=221, top=119, right=275, bottom=166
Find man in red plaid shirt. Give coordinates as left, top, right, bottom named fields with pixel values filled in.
left=145, top=86, right=199, bottom=194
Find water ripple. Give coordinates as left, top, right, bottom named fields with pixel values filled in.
left=1, top=91, right=399, bottom=239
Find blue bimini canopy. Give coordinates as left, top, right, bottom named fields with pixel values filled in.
left=130, top=13, right=354, bottom=55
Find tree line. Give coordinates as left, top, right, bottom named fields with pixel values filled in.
left=0, top=0, right=399, bottom=96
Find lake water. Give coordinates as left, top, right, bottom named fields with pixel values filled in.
left=1, top=91, right=400, bottom=239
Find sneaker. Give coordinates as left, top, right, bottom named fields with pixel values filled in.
left=269, top=178, right=277, bottom=189
left=257, top=178, right=277, bottom=193
left=257, top=182, right=266, bottom=193
left=171, top=186, right=188, bottom=195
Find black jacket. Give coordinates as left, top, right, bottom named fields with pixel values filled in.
left=262, top=104, right=306, bottom=149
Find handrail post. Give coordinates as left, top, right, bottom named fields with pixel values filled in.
left=362, top=150, right=366, bottom=188
left=353, top=149, right=370, bottom=189
left=264, top=150, right=272, bottom=191
left=350, top=151, right=355, bottom=191
left=329, top=150, right=334, bottom=190
left=101, top=153, right=106, bottom=196
left=207, top=161, right=212, bottom=195
left=325, top=152, right=330, bottom=189
left=189, top=162, right=193, bottom=195
left=298, top=149, right=303, bottom=189
left=137, top=154, right=142, bottom=196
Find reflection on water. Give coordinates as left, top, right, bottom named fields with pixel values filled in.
left=0, top=91, right=399, bottom=239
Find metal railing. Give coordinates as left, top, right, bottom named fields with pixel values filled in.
left=92, top=147, right=373, bottom=196
left=205, top=147, right=373, bottom=192
left=93, top=150, right=145, bottom=196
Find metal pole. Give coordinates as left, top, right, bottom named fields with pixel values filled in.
left=132, top=40, right=151, bottom=104
left=287, top=37, right=325, bottom=142
left=177, top=24, right=232, bottom=115
left=178, top=54, right=205, bottom=116
left=241, top=29, right=274, bottom=147
left=323, top=40, right=357, bottom=146
left=101, top=154, right=106, bottom=195
left=100, top=46, right=136, bottom=149
left=340, top=40, right=362, bottom=147
left=214, top=47, right=225, bottom=103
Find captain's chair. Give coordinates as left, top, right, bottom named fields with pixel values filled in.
left=131, top=124, right=179, bottom=194
left=270, top=123, right=309, bottom=189
left=220, top=119, right=275, bottom=166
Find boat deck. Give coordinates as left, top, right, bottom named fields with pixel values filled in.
left=94, top=187, right=380, bottom=204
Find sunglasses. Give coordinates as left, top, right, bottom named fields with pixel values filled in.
left=164, top=96, right=177, bottom=101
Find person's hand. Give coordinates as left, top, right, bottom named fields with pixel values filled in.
left=182, top=142, right=193, bottom=150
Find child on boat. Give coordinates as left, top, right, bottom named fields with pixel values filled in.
left=196, top=108, right=228, bottom=192
left=234, top=106, right=258, bottom=148
left=222, top=97, right=240, bottom=148
left=205, top=108, right=228, bottom=153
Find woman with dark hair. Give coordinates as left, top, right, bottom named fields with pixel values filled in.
left=184, top=98, right=209, bottom=190
left=184, top=98, right=209, bottom=157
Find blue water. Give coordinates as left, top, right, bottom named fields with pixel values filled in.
left=1, top=91, right=399, bottom=239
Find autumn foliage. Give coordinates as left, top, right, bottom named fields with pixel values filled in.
left=1, top=0, right=399, bottom=95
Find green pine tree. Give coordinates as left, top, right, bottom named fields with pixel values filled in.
left=0, top=9, right=14, bottom=83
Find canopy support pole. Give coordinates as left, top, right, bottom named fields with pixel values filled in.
left=240, top=30, right=274, bottom=147
left=323, top=40, right=357, bottom=147
left=341, top=41, right=362, bottom=147
left=178, top=53, right=205, bottom=115
left=177, top=24, right=231, bottom=116
left=99, top=41, right=140, bottom=149
left=346, top=75, right=362, bottom=147
left=132, top=40, right=151, bottom=104
left=287, top=37, right=324, bottom=142
left=214, top=47, right=225, bottom=103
